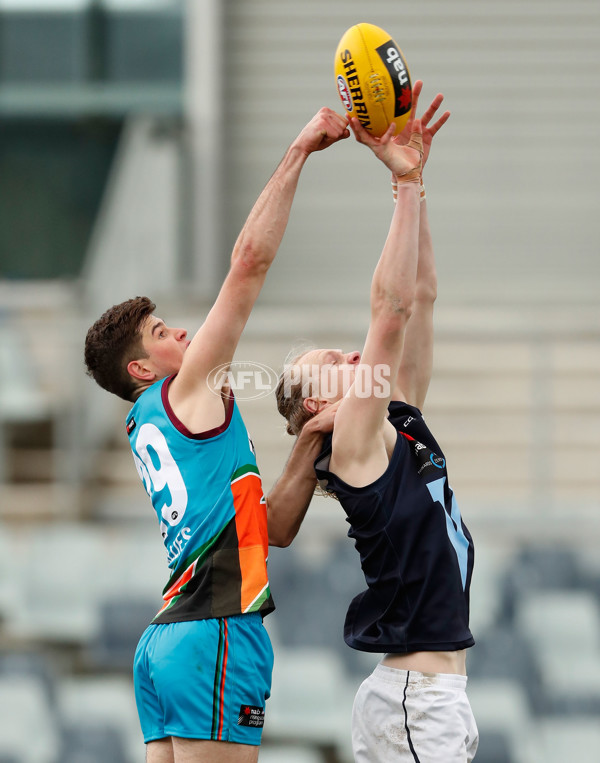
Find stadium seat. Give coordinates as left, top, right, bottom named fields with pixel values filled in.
left=515, top=590, right=600, bottom=655
left=473, top=730, right=515, bottom=763
left=56, top=675, right=141, bottom=763
left=0, top=649, right=58, bottom=707
left=6, top=524, right=104, bottom=645
left=91, top=526, right=167, bottom=598
left=0, top=674, right=60, bottom=763
left=84, top=595, right=158, bottom=672
left=512, top=588, right=600, bottom=715
left=260, top=746, right=326, bottom=763
left=468, top=542, right=507, bottom=634
left=267, top=646, right=355, bottom=761
left=534, top=650, right=600, bottom=716
left=268, top=538, right=383, bottom=687
left=59, top=723, right=130, bottom=763
left=498, top=546, right=582, bottom=624
left=537, top=718, right=600, bottom=763
left=267, top=545, right=342, bottom=648
left=267, top=539, right=364, bottom=656
left=466, top=625, right=544, bottom=712
left=576, top=547, right=600, bottom=608
left=467, top=678, right=538, bottom=763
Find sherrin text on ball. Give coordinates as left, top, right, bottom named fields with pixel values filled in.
left=334, top=22, right=412, bottom=137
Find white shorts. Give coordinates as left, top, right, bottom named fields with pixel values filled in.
left=352, top=664, right=479, bottom=763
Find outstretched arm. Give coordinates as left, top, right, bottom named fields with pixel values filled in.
left=392, top=81, right=450, bottom=408
left=266, top=403, right=339, bottom=547
left=175, top=109, right=350, bottom=398
left=328, top=120, right=423, bottom=485
left=166, top=109, right=349, bottom=430
left=394, top=198, right=436, bottom=409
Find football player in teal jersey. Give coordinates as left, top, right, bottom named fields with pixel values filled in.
left=85, top=107, right=349, bottom=763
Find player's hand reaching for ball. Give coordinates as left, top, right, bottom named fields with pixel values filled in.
left=394, top=80, right=450, bottom=170
left=349, top=116, right=423, bottom=183
left=293, top=107, right=350, bottom=156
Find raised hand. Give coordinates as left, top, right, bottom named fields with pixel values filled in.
left=293, top=107, right=351, bottom=156
left=348, top=116, right=423, bottom=181
left=393, top=80, right=450, bottom=169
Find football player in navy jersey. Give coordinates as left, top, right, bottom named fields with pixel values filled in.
left=276, top=82, right=479, bottom=762
left=85, top=108, right=349, bottom=763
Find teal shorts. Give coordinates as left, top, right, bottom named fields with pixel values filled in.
left=133, top=613, right=273, bottom=745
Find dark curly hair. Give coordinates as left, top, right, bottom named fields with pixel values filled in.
left=84, top=296, right=156, bottom=402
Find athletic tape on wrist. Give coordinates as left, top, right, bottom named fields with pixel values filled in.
left=391, top=180, right=426, bottom=203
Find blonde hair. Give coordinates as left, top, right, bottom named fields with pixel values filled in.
left=276, top=342, right=340, bottom=501
left=275, top=342, right=317, bottom=436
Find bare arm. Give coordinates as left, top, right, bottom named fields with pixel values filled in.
left=391, top=81, right=450, bottom=408
left=169, top=109, right=349, bottom=428
left=180, top=109, right=348, bottom=387
left=266, top=403, right=338, bottom=547
left=329, top=120, right=423, bottom=485
left=394, top=198, right=437, bottom=409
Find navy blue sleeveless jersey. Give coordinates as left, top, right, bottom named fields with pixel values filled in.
left=314, top=401, right=475, bottom=654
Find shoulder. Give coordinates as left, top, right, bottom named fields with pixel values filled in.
left=388, top=400, right=424, bottom=432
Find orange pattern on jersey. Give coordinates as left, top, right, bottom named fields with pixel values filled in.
left=156, top=560, right=196, bottom=614
left=230, top=471, right=269, bottom=612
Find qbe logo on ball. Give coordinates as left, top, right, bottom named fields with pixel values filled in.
left=209, top=361, right=279, bottom=401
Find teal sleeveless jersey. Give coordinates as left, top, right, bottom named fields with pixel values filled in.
left=126, top=376, right=274, bottom=623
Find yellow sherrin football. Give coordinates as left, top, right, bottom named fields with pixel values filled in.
left=335, top=22, right=412, bottom=137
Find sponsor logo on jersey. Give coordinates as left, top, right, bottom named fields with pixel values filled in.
left=400, top=432, right=446, bottom=476
left=126, top=416, right=137, bottom=435
left=237, top=705, right=265, bottom=727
